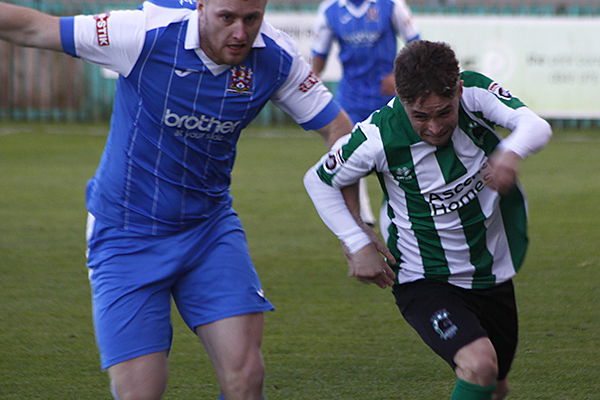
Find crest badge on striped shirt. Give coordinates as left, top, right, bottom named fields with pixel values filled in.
left=227, top=65, right=254, bottom=95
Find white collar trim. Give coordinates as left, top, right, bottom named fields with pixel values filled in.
left=339, top=0, right=377, bottom=18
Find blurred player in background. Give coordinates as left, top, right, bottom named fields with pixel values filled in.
left=311, top=0, right=421, bottom=226
left=305, top=40, right=552, bottom=400
left=0, top=0, right=354, bottom=398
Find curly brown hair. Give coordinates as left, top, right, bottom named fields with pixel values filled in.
left=394, top=40, right=460, bottom=105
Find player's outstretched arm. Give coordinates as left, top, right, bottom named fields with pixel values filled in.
left=341, top=184, right=396, bottom=287
left=315, top=109, right=354, bottom=149
left=0, top=2, right=61, bottom=50
left=311, top=54, right=327, bottom=77
left=304, top=162, right=396, bottom=288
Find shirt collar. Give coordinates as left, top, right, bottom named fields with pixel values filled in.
left=184, top=10, right=200, bottom=50
left=184, top=11, right=266, bottom=52
left=339, top=0, right=377, bottom=16
left=184, top=11, right=266, bottom=74
left=338, top=0, right=376, bottom=7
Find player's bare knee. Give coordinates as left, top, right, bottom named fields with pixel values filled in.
left=112, top=385, right=165, bottom=400
left=220, top=357, right=264, bottom=397
left=109, top=357, right=168, bottom=400
left=455, top=353, right=498, bottom=386
left=454, top=337, right=499, bottom=385
left=459, top=361, right=498, bottom=386
left=111, top=374, right=166, bottom=400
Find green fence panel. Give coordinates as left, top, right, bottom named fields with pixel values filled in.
left=1, top=0, right=599, bottom=125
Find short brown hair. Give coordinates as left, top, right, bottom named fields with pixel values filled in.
left=394, top=40, right=460, bottom=105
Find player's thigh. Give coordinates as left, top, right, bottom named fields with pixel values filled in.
left=393, top=279, right=488, bottom=369
left=87, top=215, right=177, bottom=369
left=173, top=209, right=273, bottom=331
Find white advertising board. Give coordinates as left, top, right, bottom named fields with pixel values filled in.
left=267, top=12, right=600, bottom=119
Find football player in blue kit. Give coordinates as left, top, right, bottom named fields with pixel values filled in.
left=312, top=0, right=420, bottom=124
left=0, top=0, right=354, bottom=398
left=311, top=0, right=420, bottom=225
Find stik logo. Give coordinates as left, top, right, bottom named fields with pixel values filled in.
left=94, top=13, right=110, bottom=47
left=298, top=72, right=320, bottom=93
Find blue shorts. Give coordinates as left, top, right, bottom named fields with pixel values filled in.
left=86, top=208, right=274, bottom=369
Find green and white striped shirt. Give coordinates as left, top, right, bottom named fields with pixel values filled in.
left=305, top=71, right=552, bottom=289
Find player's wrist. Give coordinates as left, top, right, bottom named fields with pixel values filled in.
left=340, top=227, right=372, bottom=254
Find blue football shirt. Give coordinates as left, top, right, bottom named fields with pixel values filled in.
left=60, top=1, right=340, bottom=235
left=312, top=0, right=419, bottom=122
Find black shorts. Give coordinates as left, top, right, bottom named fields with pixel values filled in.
left=393, top=279, right=518, bottom=380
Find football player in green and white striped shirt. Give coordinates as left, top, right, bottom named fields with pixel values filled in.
left=304, top=40, right=552, bottom=400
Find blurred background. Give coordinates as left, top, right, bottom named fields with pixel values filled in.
left=1, top=2, right=599, bottom=399
left=1, top=0, right=599, bottom=129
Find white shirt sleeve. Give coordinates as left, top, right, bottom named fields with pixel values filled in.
left=391, top=0, right=420, bottom=42
left=311, top=4, right=334, bottom=57
left=303, top=131, right=379, bottom=254
left=497, top=107, right=553, bottom=158
left=464, top=86, right=552, bottom=158
left=66, top=10, right=147, bottom=77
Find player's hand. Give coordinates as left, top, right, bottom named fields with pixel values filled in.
left=359, top=220, right=396, bottom=264
left=486, top=150, right=521, bottom=194
left=343, top=238, right=396, bottom=289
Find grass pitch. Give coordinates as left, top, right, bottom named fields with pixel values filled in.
left=0, top=122, right=599, bottom=399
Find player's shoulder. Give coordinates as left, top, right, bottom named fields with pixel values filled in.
left=357, top=99, right=398, bottom=138
left=316, top=0, right=341, bottom=15
left=139, top=0, right=195, bottom=30
left=386, top=0, right=405, bottom=8
left=460, top=70, right=495, bottom=90
left=461, top=71, right=505, bottom=102
left=461, top=70, right=524, bottom=108
left=388, top=0, right=414, bottom=13
left=257, top=21, right=299, bottom=58
left=143, top=0, right=197, bottom=10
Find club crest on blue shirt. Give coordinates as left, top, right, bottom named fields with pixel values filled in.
left=227, top=65, right=254, bottom=95
left=367, top=6, right=379, bottom=21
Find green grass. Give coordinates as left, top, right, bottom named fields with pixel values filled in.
left=0, top=123, right=599, bottom=399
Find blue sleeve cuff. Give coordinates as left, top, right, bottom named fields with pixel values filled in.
left=300, top=99, right=341, bottom=131
left=59, top=17, right=77, bottom=57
